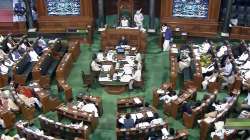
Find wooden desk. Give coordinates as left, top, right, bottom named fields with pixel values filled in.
left=77, top=95, right=103, bottom=116
left=101, top=29, right=147, bottom=53
left=16, top=121, right=59, bottom=140
left=39, top=115, right=90, bottom=140
left=169, top=87, right=197, bottom=119
left=98, top=51, right=144, bottom=94
left=117, top=96, right=144, bottom=112
left=68, top=41, right=81, bottom=62
left=0, top=74, right=8, bottom=88
left=230, top=26, right=250, bottom=40
left=56, top=53, right=74, bottom=101
left=0, top=110, right=16, bottom=129
left=169, top=50, right=178, bottom=89
left=116, top=121, right=168, bottom=140
left=190, top=47, right=203, bottom=90
left=56, top=104, right=98, bottom=131
left=183, top=94, right=216, bottom=128
left=152, top=82, right=173, bottom=108
left=12, top=90, right=36, bottom=121
left=199, top=96, right=238, bottom=140
left=30, top=83, right=61, bottom=113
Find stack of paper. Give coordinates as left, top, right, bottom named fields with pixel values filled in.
left=133, top=97, right=141, bottom=104
left=146, top=111, right=154, bottom=117
left=136, top=113, right=144, bottom=119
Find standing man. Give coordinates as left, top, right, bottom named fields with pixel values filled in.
left=162, top=25, right=173, bottom=51
left=134, top=9, right=145, bottom=31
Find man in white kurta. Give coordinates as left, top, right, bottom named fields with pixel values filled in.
left=134, top=9, right=144, bottom=29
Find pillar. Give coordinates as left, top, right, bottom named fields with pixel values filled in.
left=148, top=0, right=155, bottom=32
left=221, top=0, right=233, bottom=35
left=23, top=0, right=34, bottom=29
left=98, top=0, right=105, bottom=28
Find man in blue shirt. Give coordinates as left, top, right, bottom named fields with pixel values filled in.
left=162, top=25, right=173, bottom=51
left=123, top=114, right=135, bottom=129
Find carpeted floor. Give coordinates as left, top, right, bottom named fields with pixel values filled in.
left=2, top=31, right=248, bottom=140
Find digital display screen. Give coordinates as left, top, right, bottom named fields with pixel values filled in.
left=172, top=0, right=209, bottom=18
left=46, top=0, right=80, bottom=16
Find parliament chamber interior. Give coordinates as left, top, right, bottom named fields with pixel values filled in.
left=0, top=0, right=250, bottom=140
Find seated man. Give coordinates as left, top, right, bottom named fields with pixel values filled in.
left=220, top=57, right=235, bottom=89
left=232, top=40, right=247, bottom=59
left=28, top=47, right=40, bottom=62
left=123, top=114, right=135, bottom=129
left=178, top=47, right=191, bottom=73
left=202, top=70, right=219, bottom=90
left=91, top=57, right=101, bottom=75
left=128, top=67, right=142, bottom=90
left=10, top=48, right=22, bottom=62
left=3, top=55, right=15, bottom=67
left=150, top=113, right=164, bottom=125
left=36, top=36, right=48, bottom=55
left=18, top=40, right=29, bottom=55
left=182, top=100, right=201, bottom=115
left=235, top=50, right=249, bottom=65
left=76, top=101, right=99, bottom=117
left=0, top=60, right=9, bottom=75
left=120, top=16, right=129, bottom=27
left=117, top=36, right=128, bottom=46
left=0, top=49, right=7, bottom=61
left=160, top=90, right=178, bottom=103
left=199, top=40, right=211, bottom=54
left=216, top=45, right=228, bottom=59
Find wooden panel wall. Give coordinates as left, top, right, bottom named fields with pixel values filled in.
left=37, top=0, right=94, bottom=33
left=160, top=0, right=221, bottom=37
left=104, top=0, right=160, bottom=17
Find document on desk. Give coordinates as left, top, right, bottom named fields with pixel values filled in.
left=157, top=89, right=165, bottom=94
left=33, top=88, right=41, bottom=92
left=133, top=97, right=141, bottom=104
left=161, top=128, right=170, bottom=136
left=99, top=77, right=112, bottom=82
left=123, top=65, right=133, bottom=75
left=171, top=48, right=178, bottom=53
left=120, top=75, right=132, bottom=82
left=136, top=113, right=144, bottom=119
left=146, top=111, right=154, bottom=118
left=102, top=65, right=112, bottom=71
